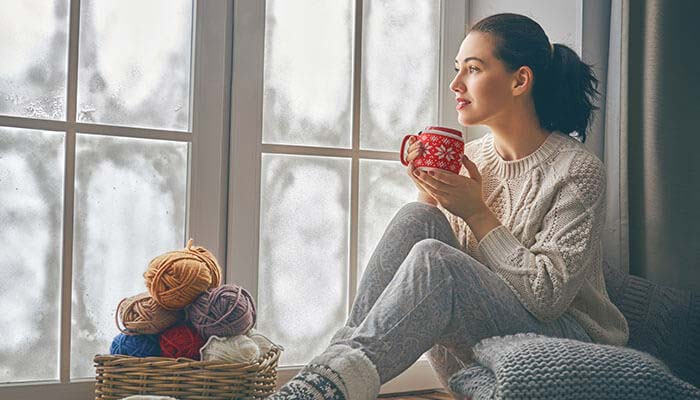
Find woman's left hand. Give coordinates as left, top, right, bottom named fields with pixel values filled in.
left=412, top=154, right=488, bottom=221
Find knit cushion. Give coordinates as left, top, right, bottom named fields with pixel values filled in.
left=447, top=333, right=700, bottom=400
left=602, top=260, right=700, bottom=386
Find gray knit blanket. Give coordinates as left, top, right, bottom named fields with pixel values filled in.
left=447, top=333, right=700, bottom=400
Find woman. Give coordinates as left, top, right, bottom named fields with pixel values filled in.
left=269, top=13, right=629, bottom=400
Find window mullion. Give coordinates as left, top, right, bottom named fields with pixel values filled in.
left=439, top=0, right=468, bottom=136
left=348, top=0, right=364, bottom=317
left=58, top=0, right=81, bottom=384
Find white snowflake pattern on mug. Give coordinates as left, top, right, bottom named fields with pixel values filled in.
left=435, top=144, right=457, bottom=161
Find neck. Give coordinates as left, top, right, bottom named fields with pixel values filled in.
left=486, top=102, right=551, bottom=161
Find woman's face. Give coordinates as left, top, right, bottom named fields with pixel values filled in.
left=450, top=32, right=516, bottom=127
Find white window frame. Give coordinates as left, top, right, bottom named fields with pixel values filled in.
left=228, top=0, right=467, bottom=393
left=0, top=1, right=231, bottom=398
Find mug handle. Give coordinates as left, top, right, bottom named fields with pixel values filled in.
left=400, top=134, right=418, bottom=166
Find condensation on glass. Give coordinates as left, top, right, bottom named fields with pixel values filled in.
left=0, top=127, right=64, bottom=383
left=262, top=0, right=353, bottom=148
left=258, top=154, right=350, bottom=366
left=77, top=0, right=193, bottom=131
left=70, top=134, right=187, bottom=378
left=358, top=159, right=418, bottom=280
left=360, top=0, right=440, bottom=151
left=0, top=0, right=69, bottom=120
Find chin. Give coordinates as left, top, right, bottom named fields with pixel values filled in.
left=457, top=112, right=483, bottom=127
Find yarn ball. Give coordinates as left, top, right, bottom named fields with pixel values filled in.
left=186, top=284, right=256, bottom=339
left=247, top=329, right=277, bottom=356
left=116, top=292, right=182, bottom=335
left=159, top=324, right=205, bottom=360
left=144, top=238, right=222, bottom=310
left=199, top=334, right=261, bottom=363
left=110, top=333, right=161, bottom=357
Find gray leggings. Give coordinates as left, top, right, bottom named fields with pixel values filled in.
left=330, top=202, right=591, bottom=391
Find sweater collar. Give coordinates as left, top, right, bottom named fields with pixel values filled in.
left=482, top=131, right=567, bottom=179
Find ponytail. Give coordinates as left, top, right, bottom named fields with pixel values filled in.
left=470, top=14, right=599, bottom=142
left=535, top=43, right=599, bottom=142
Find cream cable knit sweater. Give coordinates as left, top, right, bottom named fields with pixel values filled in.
left=438, top=131, right=629, bottom=346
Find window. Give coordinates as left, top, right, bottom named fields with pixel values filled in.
left=0, top=1, right=230, bottom=398
left=228, top=0, right=466, bottom=392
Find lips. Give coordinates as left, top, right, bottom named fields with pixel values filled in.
left=456, top=98, right=471, bottom=110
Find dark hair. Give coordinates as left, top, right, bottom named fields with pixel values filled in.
left=469, top=13, right=599, bottom=142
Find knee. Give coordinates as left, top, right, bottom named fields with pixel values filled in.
left=406, top=239, right=454, bottom=273
left=410, top=238, right=447, bottom=256
left=409, top=239, right=483, bottom=277
left=394, top=201, right=446, bottom=225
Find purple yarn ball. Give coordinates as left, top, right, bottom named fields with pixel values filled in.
left=186, top=284, right=256, bottom=338
left=110, top=333, right=161, bottom=357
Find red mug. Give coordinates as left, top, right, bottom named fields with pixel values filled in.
left=400, top=126, right=465, bottom=174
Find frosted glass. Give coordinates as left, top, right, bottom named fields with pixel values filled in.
left=71, top=134, right=187, bottom=378
left=262, top=0, right=353, bottom=148
left=358, top=160, right=418, bottom=280
left=360, top=0, right=440, bottom=151
left=258, top=155, right=350, bottom=366
left=77, top=0, right=192, bottom=131
left=0, top=128, right=63, bottom=383
left=0, top=0, right=69, bottom=120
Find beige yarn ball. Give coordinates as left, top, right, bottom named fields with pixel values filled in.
left=116, top=292, right=182, bottom=335
left=199, top=334, right=261, bottom=363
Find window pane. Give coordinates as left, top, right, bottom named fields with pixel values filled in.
left=358, top=160, right=417, bottom=280
left=262, top=0, right=353, bottom=148
left=0, top=127, right=64, bottom=383
left=71, top=134, right=187, bottom=378
left=360, top=0, right=440, bottom=151
left=258, top=154, right=350, bottom=366
left=0, top=0, right=69, bottom=120
left=77, top=0, right=193, bottom=131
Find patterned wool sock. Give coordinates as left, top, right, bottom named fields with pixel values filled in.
left=266, top=363, right=348, bottom=400
left=267, top=344, right=380, bottom=400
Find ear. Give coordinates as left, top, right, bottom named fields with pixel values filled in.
left=511, top=66, right=534, bottom=96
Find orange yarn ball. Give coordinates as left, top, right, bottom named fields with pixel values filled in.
left=144, top=239, right=222, bottom=310
left=116, top=292, right=182, bottom=335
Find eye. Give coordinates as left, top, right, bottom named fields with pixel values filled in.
left=454, top=66, right=480, bottom=73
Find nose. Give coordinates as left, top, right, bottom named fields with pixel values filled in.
left=449, top=71, right=465, bottom=93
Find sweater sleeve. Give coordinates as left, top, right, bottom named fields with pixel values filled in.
left=476, top=152, right=606, bottom=323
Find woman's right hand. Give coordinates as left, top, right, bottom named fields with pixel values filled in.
left=404, top=137, right=438, bottom=205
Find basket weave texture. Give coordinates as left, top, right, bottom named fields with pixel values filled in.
left=94, top=346, right=281, bottom=400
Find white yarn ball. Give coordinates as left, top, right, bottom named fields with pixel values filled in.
left=199, top=334, right=261, bottom=363
left=246, top=329, right=276, bottom=355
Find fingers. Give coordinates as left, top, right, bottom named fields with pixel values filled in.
left=424, top=169, right=460, bottom=187
left=405, top=138, right=424, bottom=163
left=412, top=168, right=451, bottom=196
left=407, top=162, right=436, bottom=195
left=461, top=155, right=481, bottom=181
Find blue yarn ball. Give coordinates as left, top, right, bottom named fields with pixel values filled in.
left=110, top=333, right=161, bottom=357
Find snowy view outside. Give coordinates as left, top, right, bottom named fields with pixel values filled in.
left=0, top=0, right=192, bottom=382
left=77, top=0, right=193, bottom=131
left=259, top=0, right=438, bottom=366
left=0, top=128, right=64, bottom=382
left=70, top=134, right=187, bottom=378
left=262, top=0, right=354, bottom=148
left=360, top=0, right=439, bottom=151
left=0, top=0, right=69, bottom=120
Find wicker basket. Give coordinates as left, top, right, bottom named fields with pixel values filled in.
left=94, top=346, right=281, bottom=400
